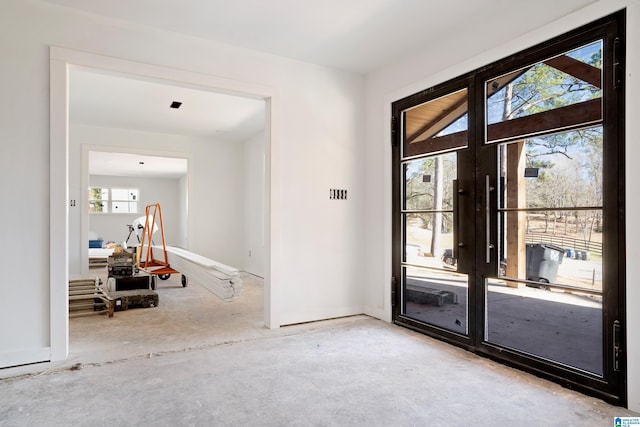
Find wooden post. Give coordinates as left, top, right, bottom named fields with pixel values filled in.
left=505, top=141, right=526, bottom=287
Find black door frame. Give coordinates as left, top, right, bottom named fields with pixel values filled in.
left=392, top=76, right=478, bottom=351
left=391, top=10, right=626, bottom=405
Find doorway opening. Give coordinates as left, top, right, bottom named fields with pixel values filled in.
left=67, top=66, right=267, bottom=359
left=80, top=150, right=190, bottom=275
left=50, top=47, right=276, bottom=364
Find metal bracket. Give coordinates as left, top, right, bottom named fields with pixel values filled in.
left=391, top=276, right=397, bottom=307
left=613, top=38, right=622, bottom=90
left=391, top=116, right=399, bottom=146
left=613, top=320, right=621, bottom=371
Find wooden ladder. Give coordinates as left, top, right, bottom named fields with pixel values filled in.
left=138, top=203, right=179, bottom=278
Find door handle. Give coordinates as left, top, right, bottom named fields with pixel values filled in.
left=453, top=179, right=460, bottom=260
left=485, top=175, right=494, bottom=264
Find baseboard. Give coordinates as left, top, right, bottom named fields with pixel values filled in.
left=0, top=347, right=51, bottom=369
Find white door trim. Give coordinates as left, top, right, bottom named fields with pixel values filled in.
left=50, top=46, right=280, bottom=361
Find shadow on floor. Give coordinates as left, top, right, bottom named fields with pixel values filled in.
left=405, top=275, right=602, bottom=375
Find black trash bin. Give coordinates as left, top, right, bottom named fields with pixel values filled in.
left=526, top=243, right=565, bottom=285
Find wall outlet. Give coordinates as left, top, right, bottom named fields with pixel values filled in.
left=329, top=188, right=348, bottom=200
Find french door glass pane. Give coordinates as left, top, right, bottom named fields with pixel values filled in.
left=496, top=130, right=603, bottom=289
left=404, top=213, right=455, bottom=268
left=486, top=277, right=602, bottom=376
left=497, top=128, right=603, bottom=211
left=403, top=88, right=468, bottom=158
left=403, top=266, right=468, bottom=335
left=403, top=154, right=457, bottom=211
left=499, top=209, right=602, bottom=289
left=485, top=41, right=602, bottom=144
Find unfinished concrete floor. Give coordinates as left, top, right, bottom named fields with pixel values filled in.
left=1, top=272, right=637, bottom=426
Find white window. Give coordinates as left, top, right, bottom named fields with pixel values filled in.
left=89, top=188, right=139, bottom=213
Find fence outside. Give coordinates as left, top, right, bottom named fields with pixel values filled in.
left=525, top=232, right=602, bottom=257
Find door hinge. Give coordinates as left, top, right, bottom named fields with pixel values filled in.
left=391, top=276, right=397, bottom=307
left=613, top=37, right=622, bottom=90
left=613, top=320, right=621, bottom=372
left=391, top=116, right=399, bottom=146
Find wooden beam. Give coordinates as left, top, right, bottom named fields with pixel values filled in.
left=544, top=55, right=601, bottom=89
left=408, top=56, right=600, bottom=153
left=407, top=98, right=468, bottom=144
left=505, top=141, right=527, bottom=287
left=487, top=97, right=601, bottom=142
left=406, top=129, right=468, bottom=157
left=407, top=98, right=601, bottom=156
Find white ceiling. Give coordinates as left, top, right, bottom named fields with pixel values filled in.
left=70, top=69, right=266, bottom=141
left=57, top=0, right=600, bottom=178
left=71, top=69, right=264, bottom=179
left=43, top=0, right=598, bottom=73
left=89, top=151, right=188, bottom=179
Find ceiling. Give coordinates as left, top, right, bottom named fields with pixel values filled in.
left=70, top=68, right=266, bottom=141
left=71, top=68, right=264, bottom=179
left=56, top=0, right=600, bottom=178
left=43, top=0, right=598, bottom=73
left=89, top=151, right=188, bottom=179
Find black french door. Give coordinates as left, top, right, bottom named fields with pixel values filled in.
left=392, top=11, right=625, bottom=404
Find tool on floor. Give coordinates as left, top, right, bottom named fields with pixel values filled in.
left=107, top=250, right=156, bottom=292
left=108, top=251, right=136, bottom=277
left=110, top=289, right=159, bottom=311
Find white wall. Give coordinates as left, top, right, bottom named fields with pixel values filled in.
left=78, top=127, right=267, bottom=279
left=0, top=0, right=635, bottom=410
left=363, top=0, right=640, bottom=411
left=0, top=0, right=365, bottom=367
left=624, top=1, right=640, bottom=413
left=177, top=174, right=189, bottom=249
left=70, top=124, right=245, bottom=272
left=243, top=131, right=266, bottom=277
left=88, top=174, right=181, bottom=248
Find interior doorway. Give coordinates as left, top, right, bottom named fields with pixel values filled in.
left=50, top=47, right=276, bottom=364
left=392, top=11, right=625, bottom=404
left=68, top=66, right=266, bottom=277
left=84, top=150, right=189, bottom=268
left=65, top=64, right=268, bottom=354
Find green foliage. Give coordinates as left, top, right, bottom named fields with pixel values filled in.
left=495, top=42, right=605, bottom=212
left=487, top=41, right=602, bottom=126
left=90, top=187, right=103, bottom=200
